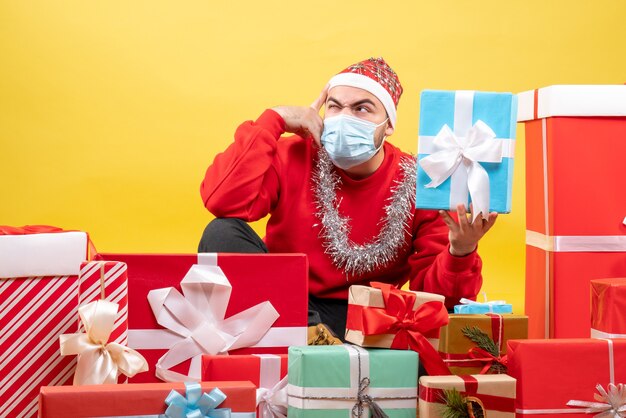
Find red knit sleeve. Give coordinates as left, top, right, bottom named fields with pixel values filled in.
left=407, top=209, right=483, bottom=309
left=200, top=109, right=285, bottom=221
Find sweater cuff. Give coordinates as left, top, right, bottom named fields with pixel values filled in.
left=255, top=109, right=286, bottom=139
left=442, top=244, right=479, bottom=273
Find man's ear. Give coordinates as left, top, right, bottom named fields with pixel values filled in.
left=385, top=122, right=395, bottom=137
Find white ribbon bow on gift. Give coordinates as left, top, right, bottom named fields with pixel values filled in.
left=147, top=263, right=280, bottom=382
left=458, top=297, right=508, bottom=307
left=567, top=383, right=626, bottom=417
left=419, top=120, right=503, bottom=221
left=59, top=300, right=149, bottom=385
left=257, top=376, right=289, bottom=418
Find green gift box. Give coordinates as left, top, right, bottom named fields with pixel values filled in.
left=287, top=345, right=418, bottom=418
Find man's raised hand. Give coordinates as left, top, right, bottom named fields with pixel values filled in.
left=271, top=85, right=328, bottom=146
left=439, top=203, right=498, bottom=257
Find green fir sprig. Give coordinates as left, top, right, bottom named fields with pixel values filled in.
left=440, top=388, right=469, bottom=418
left=461, top=325, right=507, bottom=374
left=439, top=388, right=486, bottom=418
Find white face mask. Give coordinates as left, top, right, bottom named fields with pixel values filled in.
left=320, top=114, right=388, bottom=170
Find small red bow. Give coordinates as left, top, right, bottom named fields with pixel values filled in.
left=468, top=347, right=508, bottom=374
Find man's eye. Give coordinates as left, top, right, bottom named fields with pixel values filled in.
left=356, top=106, right=370, bottom=113
left=327, top=103, right=339, bottom=109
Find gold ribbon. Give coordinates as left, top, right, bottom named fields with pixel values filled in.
left=59, top=300, right=148, bottom=385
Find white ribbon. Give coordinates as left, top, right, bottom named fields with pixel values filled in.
left=419, top=120, right=503, bottom=221
left=526, top=230, right=626, bottom=252
left=59, top=300, right=148, bottom=385
left=458, top=297, right=508, bottom=307
left=567, top=384, right=626, bottom=417
left=592, top=329, right=626, bottom=339
left=257, top=376, right=288, bottom=418
left=147, top=263, right=280, bottom=382
left=255, top=354, right=288, bottom=418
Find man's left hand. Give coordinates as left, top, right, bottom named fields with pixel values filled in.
left=439, top=203, right=498, bottom=257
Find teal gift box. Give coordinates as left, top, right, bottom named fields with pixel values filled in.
left=416, top=90, right=517, bottom=217
left=287, top=345, right=418, bottom=418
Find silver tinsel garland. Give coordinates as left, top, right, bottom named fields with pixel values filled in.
left=312, top=148, right=417, bottom=278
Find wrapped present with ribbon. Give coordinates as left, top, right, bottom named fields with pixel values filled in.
left=591, top=278, right=626, bottom=339
left=287, top=345, right=418, bottom=418
left=38, top=381, right=256, bottom=417
left=518, top=85, right=626, bottom=339
left=345, top=282, right=450, bottom=376
left=508, top=338, right=626, bottom=417
left=95, top=253, right=308, bottom=383
left=416, top=90, right=518, bottom=221
left=0, top=225, right=93, bottom=418
left=453, top=297, right=513, bottom=314
left=202, top=354, right=288, bottom=418
left=438, top=313, right=527, bottom=375
left=418, top=374, right=516, bottom=417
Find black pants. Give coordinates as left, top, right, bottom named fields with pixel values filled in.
left=198, top=218, right=348, bottom=338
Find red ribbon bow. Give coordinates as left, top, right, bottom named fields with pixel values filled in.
left=359, top=282, right=451, bottom=376
left=467, top=347, right=508, bottom=374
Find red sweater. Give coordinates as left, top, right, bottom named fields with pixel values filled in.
left=200, top=109, right=482, bottom=307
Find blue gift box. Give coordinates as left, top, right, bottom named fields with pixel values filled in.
left=453, top=303, right=513, bottom=314
left=416, top=90, right=518, bottom=216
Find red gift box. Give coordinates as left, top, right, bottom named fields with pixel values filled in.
left=518, top=86, right=626, bottom=338
left=95, top=253, right=308, bottom=383
left=507, top=338, right=626, bottom=417
left=0, top=226, right=91, bottom=418
left=202, top=354, right=288, bottom=417
left=38, top=381, right=256, bottom=417
left=591, top=278, right=626, bottom=338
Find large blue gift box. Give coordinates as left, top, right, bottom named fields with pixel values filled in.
left=416, top=90, right=517, bottom=217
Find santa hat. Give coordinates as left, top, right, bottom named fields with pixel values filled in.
left=327, top=57, right=403, bottom=127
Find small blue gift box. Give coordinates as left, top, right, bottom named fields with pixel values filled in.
left=416, top=90, right=517, bottom=218
left=453, top=298, right=513, bottom=314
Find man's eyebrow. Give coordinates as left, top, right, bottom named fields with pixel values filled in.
left=326, top=97, right=378, bottom=107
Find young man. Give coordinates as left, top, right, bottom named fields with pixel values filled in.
left=199, top=57, right=497, bottom=338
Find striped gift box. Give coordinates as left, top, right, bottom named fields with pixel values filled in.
left=0, top=275, right=80, bottom=418
left=0, top=227, right=89, bottom=418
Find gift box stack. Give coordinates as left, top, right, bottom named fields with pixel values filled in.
left=518, top=85, right=626, bottom=339
left=503, top=85, right=626, bottom=416
left=0, top=227, right=87, bottom=418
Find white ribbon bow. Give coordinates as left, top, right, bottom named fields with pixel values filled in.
left=459, top=297, right=508, bottom=306
left=419, top=120, right=503, bottom=221
left=567, top=384, right=626, bottom=417
left=59, top=300, right=149, bottom=385
left=147, top=263, right=280, bottom=382
left=257, top=376, right=289, bottom=418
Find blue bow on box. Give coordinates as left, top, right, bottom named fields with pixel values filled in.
left=454, top=298, right=513, bottom=314
left=164, top=383, right=231, bottom=418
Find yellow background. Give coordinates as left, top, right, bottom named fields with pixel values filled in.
left=2, top=1, right=625, bottom=313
